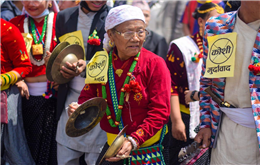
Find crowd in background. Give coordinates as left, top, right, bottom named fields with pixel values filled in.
left=2, top=0, right=256, bottom=165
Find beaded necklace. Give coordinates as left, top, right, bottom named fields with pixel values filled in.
left=30, top=15, right=48, bottom=45
left=102, top=51, right=140, bottom=129
left=29, top=16, right=48, bottom=64
left=191, top=33, right=203, bottom=63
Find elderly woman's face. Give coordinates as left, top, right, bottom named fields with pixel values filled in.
left=22, top=0, right=49, bottom=17
left=109, top=20, right=146, bottom=59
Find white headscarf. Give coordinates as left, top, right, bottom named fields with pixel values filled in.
left=103, top=5, right=145, bottom=51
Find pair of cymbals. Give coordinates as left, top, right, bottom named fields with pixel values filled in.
left=66, top=97, right=107, bottom=137
left=46, top=42, right=84, bottom=84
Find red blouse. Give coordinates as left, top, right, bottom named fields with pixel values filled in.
left=78, top=48, right=171, bottom=146
left=1, top=19, right=32, bottom=78
left=10, top=14, right=57, bottom=77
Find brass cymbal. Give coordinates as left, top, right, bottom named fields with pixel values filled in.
left=51, top=44, right=84, bottom=84
left=98, top=125, right=128, bottom=165
left=66, top=97, right=107, bottom=137
left=46, top=42, right=70, bottom=81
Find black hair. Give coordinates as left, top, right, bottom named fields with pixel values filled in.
left=224, top=1, right=241, bottom=12
left=193, top=2, right=218, bottom=20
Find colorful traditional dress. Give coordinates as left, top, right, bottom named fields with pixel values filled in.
left=200, top=11, right=260, bottom=164
left=10, top=13, right=58, bottom=165
left=165, top=32, right=204, bottom=164
left=78, top=47, right=171, bottom=165
left=1, top=19, right=35, bottom=165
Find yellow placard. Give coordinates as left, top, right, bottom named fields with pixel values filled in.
left=85, top=49, right=109, bottom=84
left=58, top=30, right=85, bottom=57
left=204, top=32, right=237, bottom=78
left=22, top=33, right=33, bottom=54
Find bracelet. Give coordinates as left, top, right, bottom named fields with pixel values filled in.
left=127, top=136, right=139, bottom=151
left=190, top=90, right=197, bottom=101
left=197, top=91, right=201, bottom=99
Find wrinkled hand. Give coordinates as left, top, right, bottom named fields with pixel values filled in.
left=44, top=51, right=52, bottom=65
left=184, top=90, right=192, bottom=104
left=67, top=102, right=79, bottom=117
left=194, top=128, right=211, bottom=149
left=106, top=139, right=133, bottom=162
left=171, top=120, right=187, bottom=142
left=60, top=59, right=86, bottom=79
left=16, top=80, right=30, bottom=100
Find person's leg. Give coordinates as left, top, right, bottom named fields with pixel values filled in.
left=57, top=143, right=83, bottom=165
left=3, top=86, right=35, bottom=165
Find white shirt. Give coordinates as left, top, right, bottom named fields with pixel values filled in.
left=224, top=13, right=260, bottom=108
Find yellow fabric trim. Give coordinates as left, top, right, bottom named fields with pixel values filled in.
left=197, top=4, right=224, bottom=14
left=1, top=84, right=10, bottom=91
left=107, top=126, right=168, bottom=147
left=197, top=0, right=212, bottom=4
left=226, top=1, right=232, bottom=8
left=180, top=104, right=190, bottom=114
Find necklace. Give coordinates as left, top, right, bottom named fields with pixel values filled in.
left=102, top=51, right=140, bottom=129
left=112, top=52, right=130, bottom=77
left=191, top=33, right=203, bottom=62
left=30, top=16, right=48, bottom=56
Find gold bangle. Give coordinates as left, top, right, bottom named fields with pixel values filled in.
left=0, top=74, right=6, bottom=86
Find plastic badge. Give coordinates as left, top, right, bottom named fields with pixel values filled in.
left=204, top=32, right=237, bottom=78
left=21, top=33, right=33, bottom=55
left=85, top=49, right=109, bottom=84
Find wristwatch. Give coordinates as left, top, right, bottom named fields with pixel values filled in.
left=190, top=90, right=197, bottom=101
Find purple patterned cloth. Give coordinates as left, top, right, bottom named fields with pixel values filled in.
left=0, top=91, right=8, bottom=124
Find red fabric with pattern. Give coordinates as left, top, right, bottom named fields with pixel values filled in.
left=1, top=19, right=32, bottom=78
left=78, top=48, right=171, bottom=146
left=10, top=14, right=57, bottom=77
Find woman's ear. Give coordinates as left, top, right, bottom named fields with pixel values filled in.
left=48, top=1, right=52, bottom=8
left=107, top=29, right=114, bottom=43
left=197, top=17, right=204, bottom=27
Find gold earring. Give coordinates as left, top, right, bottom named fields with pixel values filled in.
left=109, top=41, right=114, bottom=47
left=48, top=3, right=52, bottom=8
left=199, top=25, right=203, bottom=37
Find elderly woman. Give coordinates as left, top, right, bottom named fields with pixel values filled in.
left=10, top=1, right=59, bottom=164
left=68, top=5, right=171, bottom=165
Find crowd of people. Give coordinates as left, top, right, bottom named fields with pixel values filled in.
left=1, top=0, right=260, bottom=165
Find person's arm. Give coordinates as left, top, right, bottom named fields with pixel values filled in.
left=68, top=84, right=98, bottom=116
left=165, top=43, right=187, bottom=141
left=184, top=90, right=200, bottom=104
left=170, top=95, right=187, bottom=141
left=180, top=1, right=191, bottom=36
left=183, top=23, right=191, bottom=36
left=194, top=19, right=213, bottom=148
left=4, top=22, right=32, bottom=79
left=129, top=57, right=171, bottom=147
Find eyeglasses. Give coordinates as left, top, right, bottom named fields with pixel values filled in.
left=114, top=29, right=149, bottom=40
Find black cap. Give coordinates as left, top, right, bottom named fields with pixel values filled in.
left=224, top=1, right=241, bottom=12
